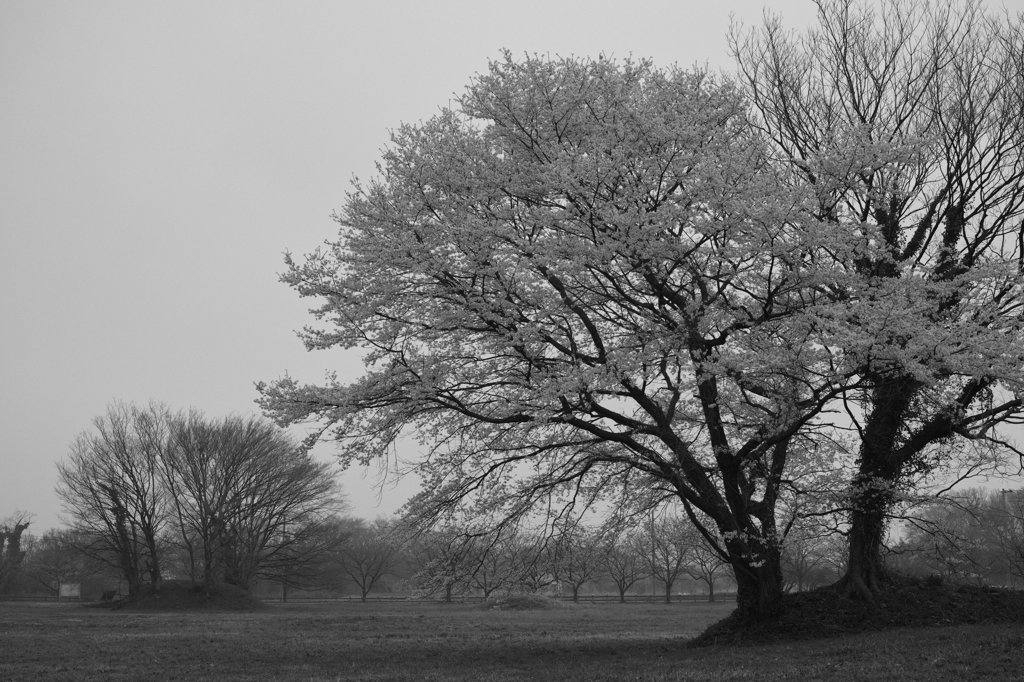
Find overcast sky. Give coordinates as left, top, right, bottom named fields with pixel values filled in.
left=0, top=0, right=941, bottom=533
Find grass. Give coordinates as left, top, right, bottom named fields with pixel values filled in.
left=2, top=597, right=1023, bottom=680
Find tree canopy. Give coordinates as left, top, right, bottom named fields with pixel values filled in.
left=261, top=0, right=1024, bottom=622
left=732, top=0, right=1024, bottom=597
left=260, top=53, right=862, bottom=620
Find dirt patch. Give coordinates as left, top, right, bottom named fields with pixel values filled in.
left=693, top=574, right=1024, bottom=646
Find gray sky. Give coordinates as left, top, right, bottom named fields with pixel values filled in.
left=2, top=0, right=861, bottom=533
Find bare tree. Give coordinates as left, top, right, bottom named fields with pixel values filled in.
left=24, top=528, right=89, bottom=599
left=56, top=403, right=169, bottom=597
left=685, top=537, right=730, bottom=602
left=551, top=525, right=603, bottom=602
left=642, top=516, right=691, bottom=603
left=602, top=534, right=649, bottom=603
left=266, top=516, right=351, bottom=597
left=781, top=527, right=840, bottom=593
left=465, top=532, right=518, bottom=599
left=159, top=411, right=227, bottom=587
left=162, top=412, right=341, bottom=591
left=332, top=518, right=400, bottom=601
left=405, top=525, right=476, bottom=602
left=57, top=405, right=340, bottom=597
left=510, top=533, right=557, bottom=594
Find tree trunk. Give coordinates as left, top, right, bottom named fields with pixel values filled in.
left=203, top=538, right=217, bottom=590
left=731, top=552, right=784, bottom=621
left=840, top=378, right=918, bottom=599
left=146, top=552, right=162, bottom=594
left=106, top=487, right=142, bottom=599
left=707, top=578, right=715, bottom=602
left=664, top=581, right=672, bottom=604
left=841, top=499, right=888, bottom=599
left=618, top=586, right=626, bottom=603
left=124, top=570, right=143, bottom=600
left=142, top=519, right=162, bottom=594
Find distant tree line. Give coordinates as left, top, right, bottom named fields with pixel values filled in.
left=893, top=488, right=1024, bottom=587
left=8, top=486, right=1024, bottom=602
left=273, top=514, right=741, bottom=603
left=282, top=513, right=744, bottom=603
left=1, top=509, right=743, bottom=602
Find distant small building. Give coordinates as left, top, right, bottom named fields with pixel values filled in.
left=58, top=583, right=81, bottom=600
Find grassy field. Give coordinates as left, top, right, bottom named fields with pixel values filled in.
left=2, top=599, right=1023, bottom=681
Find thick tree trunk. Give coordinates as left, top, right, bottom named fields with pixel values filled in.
left=106, top=487, right=143, bottom=599
left=145, top=535, right=162, bottom=594
left=842, top=504, right=887, bottom=598
left=841, top=468, right=895, bottom=599
left=122, top=562, right=143, bottom=599
left=203, top=541, right=217, bottom=590
left=707, top=579, right=715, bottom=602
left=841, top=376, right=920, bottom=599
left=148, top=562, right=162, bottom=594
left=730, top=543, right=784, bottom=621
left=664, top=581, right=673, bottom=604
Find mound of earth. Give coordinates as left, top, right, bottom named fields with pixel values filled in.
left=482, top=594, right=566, bottom=610
left=107, top=580, right=264, bottom=611
left=693, top=574, right=1024, bottom=647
